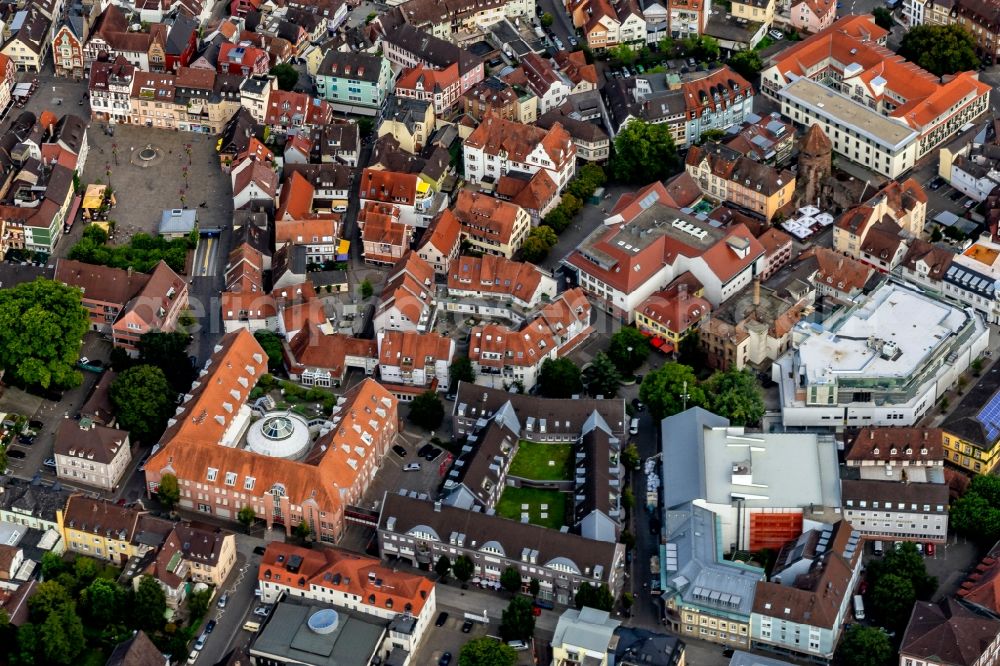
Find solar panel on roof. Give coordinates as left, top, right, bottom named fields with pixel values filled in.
left=638, top=190, right=660, bottom=209
left=977, top=391, right=1000, bottom=442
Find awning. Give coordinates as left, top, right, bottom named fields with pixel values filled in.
left=336, top=238, right=350, bottom=261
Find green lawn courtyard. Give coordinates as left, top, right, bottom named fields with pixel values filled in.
left=496, top=487, right=567, bottom=530
left=507, top=441, right=573, bottom=481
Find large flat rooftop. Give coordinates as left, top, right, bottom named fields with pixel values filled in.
left=798, top=283, right=972, bottom=384
left=779, top=77, right=917, bottom=150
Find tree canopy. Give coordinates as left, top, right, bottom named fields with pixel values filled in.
left=866, top=542, right=936, bottom=632
left=898, top=24, right=979, bottom=76
left=837, top=625, right=893, bottom=666
left=270, top=62, right=299, bottom=91
left=134, top=575, right=167, bottom=632
left=638, top=363, right=705, bottom=419
left=459, top=637, right=517, bottom=666
left=409, top=390, right=445, bottom=430
left=610, top=120, right=680, bottom=184
left=583, top=352, right=621, bottom=398
left=706, top=369, right=765, bottom=426
left=450, top=356, right=476, bottom=386
left=157, top=473, right=180, bottom=510
left=500, top=566, right=522, bottom=594
left=872, top=6, right=894, bottom=30
left=254, top=330, right=285, bottom=373
left=0, top=278, right=88, bottom=389
left=538, top=358, right=583, bottom=398
left=519, top=225, right=559, bottom=263
left=137, top=331, right=195, bottom=392
left=574, top=583, right=615, bottom=611
left=110, top=365, right=178, bottom=443
left=608, top=327, right=650, bottom=375
left=69, top=228, right=192, bottom=273
left=950, top=475, right=1000, bottom=545
left=453, top=555, right=474, bottom=583
left=728, top=50, right=763, bottom=79
left=499, top=596, right=535, bottom=641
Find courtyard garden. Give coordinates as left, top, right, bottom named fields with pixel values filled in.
left=507, top=441, right=573, bottom=480
left=496, top=486, right=567, bottom=530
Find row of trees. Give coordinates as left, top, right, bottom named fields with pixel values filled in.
left=69, top=225, right=195, bottom=274
left=539, top=327, right=651, bottom=400
left=638, top=362, right=765, bottom=424
left=7, top=554, right=173, bottom=665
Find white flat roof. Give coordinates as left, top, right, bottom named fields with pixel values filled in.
left=798, top=284, right=970, bottom=384
left=779, top=77, right=917, bottom=150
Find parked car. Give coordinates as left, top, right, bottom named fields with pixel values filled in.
left=439, top=652, right=452, bottom=666
left=403, top=462, right=421, bottom=472
left=423, top=447, right=441, bottom=461
left=17, top=435, right=34, bottom=445
left=253, top=545, right=266, bottom=555
left=253, top=606, right=270, bottom=617
left=205, top=620, right=216, bottom=634
left=631, top=398, right=645, bottom=412
left=217, top=594, right=228, bottom=609
left=193, top=634, right=206, bottom=651
left=769, top=29, right=784, bottom=39
left=43, top=458, right=55, bottom=468
left=462, top=620, right=474, bottom=633
left=916, top=542, right=924, bottom=555
left=568, top=36, right=577, bottom=46
left=392, top=444, right=408, bottom=458
left=926, top=542, right=936, bottom=556
left=435, top=612, right=449, bottom=627
left=965, top=198, right=977, bottom=209
left=8, top=450, right=25, bottom=459
left=929, top=177, right=945, bottom=190
left=28, top=420, right=42, bottom=430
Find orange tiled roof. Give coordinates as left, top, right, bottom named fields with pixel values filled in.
left=637, top=287, right=711, bottom=335
left=395, top=62, right=460, bottom=94
left=553, top=50, right=598, bottom=86
left=378, top=330, right=453, bottom=371
left=258, top=543, right=434, bottom=616
left=287, top=321, right=377, bottom=376
left=277, top=170, right=315, bottom=220
left=419, top=208, right=462, bottom=256
left=359, top=168, right=418, bottom=206
left=447, top=254, right=545, bottom=302
left=379, top=252, right=436, bottom=324
left=451, top=190, right=525, bottom=245
left=275, top=216, right=340, bottom=247
left=465, top=114, right=574, bottom=167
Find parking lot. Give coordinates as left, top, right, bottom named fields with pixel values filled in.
left=359, top=431, right=450, bottom=512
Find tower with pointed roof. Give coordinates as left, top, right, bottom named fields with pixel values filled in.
left=796, top=123, right=832, bottom=209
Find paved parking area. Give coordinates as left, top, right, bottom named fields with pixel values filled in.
left=360, top=430, right=448, bottom=512
left=414, top=613, right=492, bottom=666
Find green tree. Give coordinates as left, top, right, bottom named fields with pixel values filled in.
left=538, top=357, right=583, bottom=398
left=499, top=596, right=535, bottom=641
left=81, top=578, right=124, bottom=625
left=622, top=488, right=635, bottom=511
left=459, top=636, right=517, bottom=666
left=729, top=50, right=763, bottom=79
left=0, top=445, right=7, bottom=477
left=540, top=12, right=554, bottom=26
left=658, top=37, right=675, bottom=53
left=294, top=520, right=311, bottom=543
left=706, top=369, right=765, bottom=426
left=872, top=6, right=894, bottom=30
left=608, top=44, right=637, bottom=65
left=950, top=475, right=1000, bottom=546
left=898, top=24, right=978, bottom=76
left=681, top=35, right=720, bottom=61
left=578, top=163, right=606, bottom=189
left=837, top=624, right=893, bottom=666
left=435, top=555, right=451, bottom=581
left=610, top=120, right=679, bottom=184
left=110, top=365, right=177, bottom=443
left=254, top=330, right=285, bottom=372
left=520, top=225, right=559, bottom=263
left=16, top=622, right=39, bottom=666
left=360, top=279, right=374, bottom=299
left=531, top=224, right=559, bottom=247
left=619, top=529, right=636, bottom=550
left=622, top=442, right=640, bottom=470
left=542, top=207, right=571, bottom=233
left=528, top=578, right=540, bottom=597
left=409, top=390, right=445, bottom=430
left=453, top=555, right=474, bottom=584
left=868, top=573, right=915, bottom=632
left=237, top=505, right=256, bottom=532
left=270, top=62, right=299, bottom=91
left=608, top=327, right=650, bottom=375
left=0, top=278, right=88, bottom=389
left=622, top=591, right=634, bottom=611
left=137, top=330, right=195, bottom=392
left=40, top=606, right=84, bottom=665
left=500, top=566, right=523, bottom=595
left=73, top=556, right=100, bottom=586
left=450, top=356, right=476, bottom=386
left=40, top=552, right=65, bottom=580
left=157, top=473, right=180, bottom=510
left=187, top=588, right=212, bottom=620
left=574, top=583, right=614, bottom=611
left=677, top=329, right=706, bottom=368
left=639, top=363, right=705, bottom=419
left=583, top=352, right=621, bottom=398
left=134, top=575, right=167, bottom=632
left=28, top=581, right=73, bottom=621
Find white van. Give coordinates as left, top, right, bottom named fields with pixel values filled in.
left=242, top=621, right=261, bottom=633
left=629, top=418, right=639, bottom=435
left=853, top=594, right=865, bottom=620
left=873, top=540, right=884, bottom=556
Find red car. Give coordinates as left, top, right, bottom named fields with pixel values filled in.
left=926, top=542, right=936, bottom=557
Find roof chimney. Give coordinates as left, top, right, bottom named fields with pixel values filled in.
left=752, top=278, right=760, bottom=308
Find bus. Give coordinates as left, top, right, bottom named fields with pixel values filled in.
left=853, top=595, right=865, bottom=620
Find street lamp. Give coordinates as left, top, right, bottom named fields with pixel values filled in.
left=680, top=380, right=691, bottom=411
